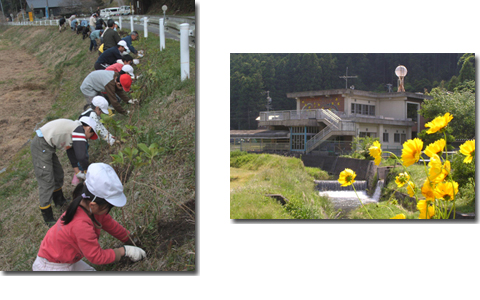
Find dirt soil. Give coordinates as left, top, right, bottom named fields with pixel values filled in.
left=0, top=40, right=54, bottom=170
left=157, top=198, right=195, bottom=252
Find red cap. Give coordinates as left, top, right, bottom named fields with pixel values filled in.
left=119, top=74, right=132, bottom=92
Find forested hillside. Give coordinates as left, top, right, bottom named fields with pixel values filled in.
left=230, top=53, right=474, bottom=130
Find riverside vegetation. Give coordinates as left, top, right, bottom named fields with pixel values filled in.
left=230, top=151, right=335, bottom=219
left=0, top=25, right=195, bottom=271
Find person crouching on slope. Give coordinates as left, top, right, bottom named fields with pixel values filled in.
left=70, top=96, right=117, bottom=186
left=80, top=96, right=116, bottom=146
left=32, top=163, right=146, bottom=271
left=80, top=70, right=133, bottom=115
left=31, top=117, right=99, bottom=226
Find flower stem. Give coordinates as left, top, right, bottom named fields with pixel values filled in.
left=352, top=184, right=373, bottom=219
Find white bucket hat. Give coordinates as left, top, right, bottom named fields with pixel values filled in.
left=79, top=116, right=98, bottom=140
left=85, top=163, right=127, bottom=207
left=122, top=64, right=135, bottom=79
left=91, top=96, right=109, bottom=114
left=117, top=40, right=129, bottom=52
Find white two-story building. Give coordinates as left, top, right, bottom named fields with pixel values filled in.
left=234, top=88, right=432, bottom=155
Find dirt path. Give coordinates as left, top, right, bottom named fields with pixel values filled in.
left=0, top=39, right=54, bottom=170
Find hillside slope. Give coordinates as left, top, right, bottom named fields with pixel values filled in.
left=0, top=25, right=195, bottom=271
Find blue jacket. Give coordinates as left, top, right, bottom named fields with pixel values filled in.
left=90, top=29, right=103, bottom=40
left=121, top=35, right=137, bottom=55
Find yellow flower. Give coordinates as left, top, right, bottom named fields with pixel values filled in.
left=368, top=140, right=382, bottom=166
left=421, top=179, right=435, bottom=201
left=424, top=139, right=446, bottom=158
left=425, top=112, right=453, bottom=134
left=459, top=140, right=475, bottom=164
left=390, top=214, right=406, bottom=219
left=428, top=157, right=451, bottom=184
left=417, top=200, right=435, bottom=219
left=401, top=138, right=423, bottom=167
left=434, top=181, right=459, bottom=201
left=338, top=168, right=356, bottom=187
left=428, top=154, right=443, bottom=181
left=406, top=181, right=416, bottom=197
left=395, top=172, right=410, bottom=188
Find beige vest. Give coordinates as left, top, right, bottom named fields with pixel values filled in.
left=40, top=119, right=82, bottom=150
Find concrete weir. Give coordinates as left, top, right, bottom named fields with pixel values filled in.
left=315, top=180, right=367, bottom=191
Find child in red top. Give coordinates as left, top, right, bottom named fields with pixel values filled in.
left=32, top=163, right=146, bottom=271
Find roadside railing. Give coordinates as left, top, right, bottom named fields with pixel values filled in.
left=230, top=141, right=290, bottom=152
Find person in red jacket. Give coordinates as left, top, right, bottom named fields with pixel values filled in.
left=32, top=163, right=146, bottom=271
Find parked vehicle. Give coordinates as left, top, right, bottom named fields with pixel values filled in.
left=100, top=7, right=121, bottom=18
left=119, top=5, right=131, bottom=15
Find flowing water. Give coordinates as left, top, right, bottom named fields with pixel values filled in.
left=316, top=180, right=384, bottom=214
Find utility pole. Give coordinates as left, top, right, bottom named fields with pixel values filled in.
left=0, top=0, right=5, bottom=21
left=339, top=67, right=357, bottom=89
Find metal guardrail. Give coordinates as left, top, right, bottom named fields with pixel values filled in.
left=230, top=142, right=290, bottom=152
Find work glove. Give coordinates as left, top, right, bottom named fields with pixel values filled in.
left=123, top=245, right=146, bottom=262
left=71, top=174, right=81, bottom=186
left=108, top=136, right=116, bottom=146
left=75, top=171, right=86, bottom=180
left=128, top=99, right=139, bottom=104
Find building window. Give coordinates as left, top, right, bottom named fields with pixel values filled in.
left=393, top=133, right=407, bottom=143
left=359, top=132, right=377, bottom=138
left=407, top=103, right=419, bottom=122
left=351, top=103, right=375, bottom=116
left=383, top=132, right=389, bottom=143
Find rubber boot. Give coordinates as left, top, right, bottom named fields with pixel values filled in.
left=41, top=206, right=57, bottom=227
left=52, top=188, right=68, bottom=207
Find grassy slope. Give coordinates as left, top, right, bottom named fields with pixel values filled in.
left=0, top=25, right=195, bottom=271
left=230, top=152, right=334, bottom=219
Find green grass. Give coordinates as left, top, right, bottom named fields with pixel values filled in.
left=0, top=25, right=195, bottom=271
left=230, top=151, right=334, bottom=219
left=348, top=202, right=418, bottom=219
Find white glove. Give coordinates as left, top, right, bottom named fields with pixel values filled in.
left=124, top=245, right=146, bottom=262
left=128, top=99, right=138, bottom=104
left=75, top=171, right=86, bottom=180
left=108, top=136, right=116, bottom=146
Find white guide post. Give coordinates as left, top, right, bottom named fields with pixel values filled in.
left=180, top=23, right=190, bottom=81
left=130, top=15, right=134, bottom=32
left=143, top=17, right=148, bottom=38
left=159, top=18, right=165, bottom=51
left=119, top=16, right=122, bottom=29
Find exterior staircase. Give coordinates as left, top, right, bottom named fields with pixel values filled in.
left=305, top=109, right=355, bottom=153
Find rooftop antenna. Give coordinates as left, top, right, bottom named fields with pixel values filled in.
left=339, top=67, right=357, bottom=89
left=386, top=83, right=393, bottom=93
left=395, top=65, right=408, bottom=92
left=264, top=90, right=273, bottom=111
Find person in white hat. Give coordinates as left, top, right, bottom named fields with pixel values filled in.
left=94, top=40, right=129, bottom=70
left=79, top=96, right=116, bottom=146
left=105, top=54, right=134, bottom=73
left=31, top=117, right=99, bottom=226
left=32, top=163, right=146, bottom=271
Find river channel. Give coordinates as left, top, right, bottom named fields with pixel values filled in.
left=316, top=180, right=384, bottom=216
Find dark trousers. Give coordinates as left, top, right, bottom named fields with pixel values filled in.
left=31, top=135, right=64, bottom=209
left=90, top=39, right=97, bottom=51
